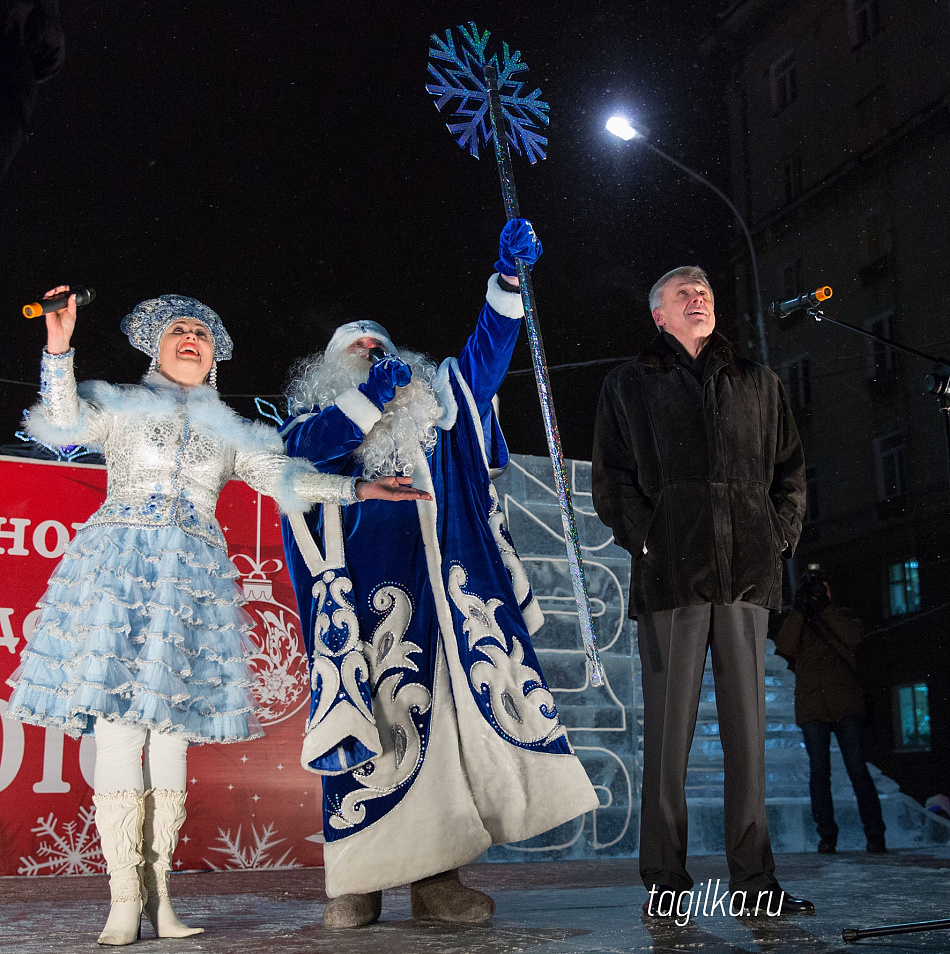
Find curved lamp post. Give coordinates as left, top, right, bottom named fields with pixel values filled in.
left=606, top=116, right=768, bottom=366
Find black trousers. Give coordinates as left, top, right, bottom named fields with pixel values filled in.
left=637, top=602, right=777, bottom=893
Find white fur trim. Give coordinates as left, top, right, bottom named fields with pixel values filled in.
left=288, top=503, right=346, bottom=576
left=25, top=398, right=101, bottom=449
left=301, top=701, right=383, bottom=777
left=278, top=412, right=315, bottom=438
left=324, top=652, right=492, bottom=895
left=522, top=598, right=545, bottom=636
left=334, top=387, right=383, bottom=434
left=79, top=377, right=286, bottom=456
left=432, top=361, right=458, bottom=431
left=443, top=358, right=491, bottom=472
left=325, top=320, right=396, bottom=362
left=486, top=273, right=525, bottom=319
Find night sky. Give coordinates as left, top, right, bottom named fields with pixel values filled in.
left=1, top=1, right=735, bottom=461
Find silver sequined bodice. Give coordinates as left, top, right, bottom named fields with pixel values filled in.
left=35, top=350, right=356, bottom=549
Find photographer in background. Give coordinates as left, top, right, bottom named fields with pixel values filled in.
left=774, top=567, right=886, bottom=854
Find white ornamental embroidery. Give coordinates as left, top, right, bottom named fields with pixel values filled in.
left=307, top=570, right=374, bottom=731
left=487, top=483, right=532, bottom=608
left=328, top=583, right=431, bottom=831
left=448, top=563, right=564, bottom=747
left=368, top=585, right=422, bottom=687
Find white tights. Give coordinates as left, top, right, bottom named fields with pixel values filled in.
left=93, top=719, right=189, bottom=794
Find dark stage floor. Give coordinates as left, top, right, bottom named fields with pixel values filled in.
left=2, top=849, right=949, bottom=953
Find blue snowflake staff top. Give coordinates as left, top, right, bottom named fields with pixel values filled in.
left=426, top=22, right=549, bottom=163
left=425, top=24, right=604, bottom=687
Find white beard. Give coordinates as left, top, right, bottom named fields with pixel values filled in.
left=286, top=348, right=443, bottom=479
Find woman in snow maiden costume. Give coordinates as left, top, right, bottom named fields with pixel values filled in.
left=6, top=287, right=428, bottom=947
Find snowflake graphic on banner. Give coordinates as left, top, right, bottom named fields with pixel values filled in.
left=203, top=822, right=299, bottom=870
left=18, top=806, right=105, bottom=876
left=426, top=21, right=548, bottom=162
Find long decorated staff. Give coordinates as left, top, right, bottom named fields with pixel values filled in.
left=427, top=23, right=604, bottom=686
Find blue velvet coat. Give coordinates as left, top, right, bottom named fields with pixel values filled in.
left=279, top=283, right=597, bottom=895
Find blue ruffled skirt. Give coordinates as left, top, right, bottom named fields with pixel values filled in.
left=6, top=524, right=263, bottom=743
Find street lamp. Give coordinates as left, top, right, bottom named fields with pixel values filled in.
left=606, top=115, right=769, bottom=366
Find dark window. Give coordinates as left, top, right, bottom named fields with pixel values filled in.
left=770, top=52, right=797, bottom=113
left=804, top=465, right=819, bottom=525
left=849, top=0, right=881, bottom=47
left=782, top=154, right=803, bottom=204
left=782, top=355, right=811, bottom=409
left=865, top=210, right=891, bottom=264
left=866, top=313, right=897, bottom=386
left=875, top=433, right=905, bottom=501
left=856, top=87, right=888, bottom=144
left=782, top=259, right=803, bottom=299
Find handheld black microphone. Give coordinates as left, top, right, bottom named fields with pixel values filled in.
left=368, top=345, right=388, bottom=363
left=23, top=287, right=96, bottom=319
left=767, top=286, right=832, bottom=319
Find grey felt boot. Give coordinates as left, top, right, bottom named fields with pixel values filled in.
left=323, top=891, right=383, bottom=928
left=410, top=868, right=495, bottom=923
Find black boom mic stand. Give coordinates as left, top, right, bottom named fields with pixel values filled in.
left=798, top=303, right=950, bottom=943
left=803, top=304, right=950, bottom=495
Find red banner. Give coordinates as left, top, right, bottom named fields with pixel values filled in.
left=0, top=455, right=324, bottom=876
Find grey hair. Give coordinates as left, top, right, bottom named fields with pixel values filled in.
left=648, top=266, right=713, bottom=311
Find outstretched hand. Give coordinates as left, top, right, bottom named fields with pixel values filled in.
left=356, top=475, right=432, bottom=502
left=43, top=285, right=77, bottom=355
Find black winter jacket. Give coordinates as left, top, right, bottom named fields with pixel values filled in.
left=772, top=606, right=865, bottom=725
left=592, top=331, right=805, bottom=616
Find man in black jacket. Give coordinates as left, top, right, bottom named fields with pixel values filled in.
left=592, top=266, right=810, bottom=916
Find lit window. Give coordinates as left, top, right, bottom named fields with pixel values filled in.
left=892, top=682, right=930, bottom=751
left=887, top=559, right=920, bottom=616
left=770, top=52, right=797, bottom=113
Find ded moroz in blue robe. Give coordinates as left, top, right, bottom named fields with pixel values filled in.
left=280, top=276, right=598, bottom=897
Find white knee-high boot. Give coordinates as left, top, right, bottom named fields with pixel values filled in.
left=142, top=789, right=203, bottom=938
left=93, top=790, right=146, bottom=946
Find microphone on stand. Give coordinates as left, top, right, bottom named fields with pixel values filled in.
left=23, top=287, right=96, bottom=318
left=767, top=286, right=832, bottom=319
